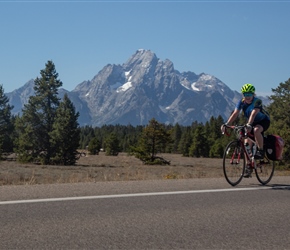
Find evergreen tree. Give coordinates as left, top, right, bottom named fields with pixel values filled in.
left=171, top=123, right=182, bottom=153
left=131, top=118, right=171, bottom=164
left=14, top=61, right=62, bottom=164
left=189, top=125, right=209, bottom=157
left=207, top=116, right=225, bottom=158
left=50, top=94, right=80, bottom=165
left=88, top=137, right=101, bottom=155
left=0, top=85, right=14, bottom=155
left=79, top=125, right=95, bottom=149
left=267, top=78, right=290, bottom=162
left=14, top=116, right=35, bottom=162
left=214, top=115, right=225, bottom=139
left=209, top=138, right=224, bottom=158
left=104, top=132, right=120, bottom=156
left=178, top=127, right=192, bottom=156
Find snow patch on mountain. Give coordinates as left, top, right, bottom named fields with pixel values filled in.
left=191, top=82, right=200, bottom=91
left=200, top=74, right=213, bottom=81
left=116, top=81, right=132, bottom=92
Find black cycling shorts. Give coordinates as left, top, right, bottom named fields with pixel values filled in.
left=252, top=119, right=270, bottom=132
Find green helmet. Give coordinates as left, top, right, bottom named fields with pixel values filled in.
left=241, top=83, right=255, bottom=93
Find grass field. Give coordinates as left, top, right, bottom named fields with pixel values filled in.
left=0, top=152, right=289, bottom=185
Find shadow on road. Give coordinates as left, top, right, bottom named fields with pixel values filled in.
left=270, top=184, right=290, bottom=190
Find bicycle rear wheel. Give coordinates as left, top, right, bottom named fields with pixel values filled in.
left=255, top=156, right=275, bottom=185
left=223, top=140, right=245, bottom=186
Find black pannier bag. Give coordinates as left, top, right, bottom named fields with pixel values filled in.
left=264, top=135, right=284, bottom=161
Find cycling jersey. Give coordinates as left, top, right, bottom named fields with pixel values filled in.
left=235, top=97, right=270, bottom=122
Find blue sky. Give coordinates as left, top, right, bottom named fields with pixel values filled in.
left=1, top=0, right=290, bottom=97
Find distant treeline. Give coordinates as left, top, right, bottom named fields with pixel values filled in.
left=79, top=115, right=231, bottom=158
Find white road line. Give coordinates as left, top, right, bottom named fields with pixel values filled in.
left=0, top=187, right=272, bottom=205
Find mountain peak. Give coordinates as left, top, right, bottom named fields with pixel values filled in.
left=6, top=50, right=245, bottom=126
left=123, top=49, right=158, bottom=70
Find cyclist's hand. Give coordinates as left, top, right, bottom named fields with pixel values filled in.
left=245, top=123, right=252, bottom=132
left=221, top=124, right=227, bottom=134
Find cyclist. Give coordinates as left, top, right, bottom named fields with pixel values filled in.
left=221, top=83, right=270, bottom=177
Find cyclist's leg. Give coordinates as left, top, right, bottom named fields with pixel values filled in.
left=253, top=119, right=270, bottom=157
left=245, top=132, right=255, bottom=164
left=253, top=124, right=264, bottom=149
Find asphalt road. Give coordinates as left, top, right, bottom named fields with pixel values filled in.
left=1, top=176, right=290, bottom=249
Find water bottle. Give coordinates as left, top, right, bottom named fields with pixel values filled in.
left=252, top=144, right=257, bottom=156
left=244, top=142, right=252, bottom=156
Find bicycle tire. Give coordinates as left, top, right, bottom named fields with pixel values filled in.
left=255, top=156, right=275, bottom=185
left=223, top=140, right=245, bottom=186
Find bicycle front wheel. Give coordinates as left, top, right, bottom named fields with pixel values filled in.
left=255, top=156, right=275, bottom=185
left=223, top=140, right=245, bottom=186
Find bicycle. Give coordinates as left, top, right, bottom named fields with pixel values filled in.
left=222, top=124, right=275, bottom=186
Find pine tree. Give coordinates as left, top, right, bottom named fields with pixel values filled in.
left=104, top=132, right=120, bottom=156
left=50, top=94, right=80, bottom=165
left=178, top=127, right=192, bottom=156
left=0, top=85, right=14, bottom=155
left=131, top=118, right=171, bottom=164
left=171, top=123, right=182, bottom=153
left=88, top=137, right=101, bottom=155
left=14, top=61, right=62, bottom=164
left=267, top=78, right=290, bottom=162
left=189, top=125, right=209, bottom=157
left=14, top=99, right=46, bottom=163
left=207, top=116, right=225, bottom=158
left=79, top=125, right=95, bottom=149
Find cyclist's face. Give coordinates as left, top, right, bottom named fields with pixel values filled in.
left=243, top=93, right=254, bottom=103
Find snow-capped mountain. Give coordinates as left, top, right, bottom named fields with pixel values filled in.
left=6, top=49, right=259, bottom=126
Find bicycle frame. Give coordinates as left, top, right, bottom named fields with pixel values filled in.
left=225, top=125, right=256, bottom=166
left=242, top=136, right=256, bottom=167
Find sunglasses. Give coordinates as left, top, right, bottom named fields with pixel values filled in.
left=243, top=92, right=254, bottom=97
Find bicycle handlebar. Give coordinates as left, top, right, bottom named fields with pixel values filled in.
left=222, top=124, right=248, bottom=138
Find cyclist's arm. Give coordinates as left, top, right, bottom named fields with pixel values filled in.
left=247, top=108, right=260, bottom=125
left=225, top=109, right=240, bottom=125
